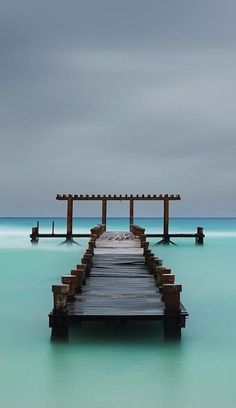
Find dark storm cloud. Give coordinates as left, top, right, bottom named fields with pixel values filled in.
left=0, top=0, right=236, bottom=215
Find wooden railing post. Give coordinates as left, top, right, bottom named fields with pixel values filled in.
left=154, top=267, right=171, bottom=284
left=52, top=285, right=69, bottom=313
left=70, top=270, right=84, bottom=292
left=81, top=253, right=93, bottom=276
left=61, top=276, right=78, bottom=299
left=76, top=264, right=87, bottom=284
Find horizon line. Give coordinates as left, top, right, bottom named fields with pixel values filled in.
left=0, top=216, right=236, bottom=219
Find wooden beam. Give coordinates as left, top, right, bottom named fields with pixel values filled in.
left=163, top=197, right=169, bottom=243
left=130, top=198, right=134, bottom=229
left=67, top=197, right=73, bottom=238
left=102, top=197, right=107, bottom=230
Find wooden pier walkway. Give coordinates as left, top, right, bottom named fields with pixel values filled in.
left=49, top=225, right=188, bottom=341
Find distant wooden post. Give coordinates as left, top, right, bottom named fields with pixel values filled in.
left=129, top=198, right=134, bottom=229
left=195, top=227, right=204, bottom=245
left=66, top=197, right=73, bottom=239
left=102, top=197, right=107, bottom=231
left=163, top=197, right=170, bottom=244
left=30, top=226, right=39, bottom=244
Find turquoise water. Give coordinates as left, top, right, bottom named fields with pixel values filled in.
left=0, top=217, right=236, bottom=408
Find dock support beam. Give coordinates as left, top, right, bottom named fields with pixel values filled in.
left=66, top=197, right=73, bottom=240
left=163, top=197, right=170, bottom=244
left=50, top=285, right=69, bottom=339
left=162, top=284, right=183, bottom=340
left=102, top=197, right=107, bottom=231
left=163, top=316, right=182, bottom=340
left=155, top=197, right=171, bottom=245
left=130, top=198, right=134, bottom=229
left=50, top=315, right=69, bottom=339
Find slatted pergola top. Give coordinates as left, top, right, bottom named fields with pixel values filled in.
left=56, top=194, right=181, bottom=200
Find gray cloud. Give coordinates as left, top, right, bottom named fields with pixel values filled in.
left=0, top=0, right=236, bottom=216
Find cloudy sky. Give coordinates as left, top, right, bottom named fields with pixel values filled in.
left=0, top=0, right=236, bottom=216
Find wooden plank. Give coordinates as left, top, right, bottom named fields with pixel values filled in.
left=31, top=233, right=91, bottom=238
left=145, top=234, right=199, bottom=238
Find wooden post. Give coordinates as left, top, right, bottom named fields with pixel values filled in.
left=158, top=274, right=175, bottom=285
left=52, top=285, right=69, bottom=313
left=147, top=254, right=155, bottom=270
left=81, top=253, right=93, bottom=276
left=163, top=197, right=170, bottom=244
left=66, top=197, right=73, bottom=239
left=162, top=284, right=182, bottom=340
left=102, top=198, right=107, bottom=231
left=49, top=285, right=69, bottom=340
left=50, top=286, right=69, bottom=339
left=70, top=270, right=83, bottom=292
left=30, top=226, right=39, bottom=244
left=145, top=252, right=154, bottom=265
left=130, top=198, right=134, bottom=230
left=144, top=249, right=151, bottom=258
left=88, top=240, right=95, bottom=250
left=76, top=264, right=87, bottom=284
left=154, top=258, right=163, bottom=266
left=139, top=234, right=146, bottom=247
left=196, top=227, right=204, bottom=245
left=61, top=276, right=78, bottom=299
left=150, top=257, right=162, bottom=273
left=52, top=221, right=55, bottom=235
left=154, top=267, right=171, bottom=283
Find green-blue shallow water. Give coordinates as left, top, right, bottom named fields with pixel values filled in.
left=0, top=217, right=236, bottom=408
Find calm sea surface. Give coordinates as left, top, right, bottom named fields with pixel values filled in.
left=0, top=217, right=236, bottom=408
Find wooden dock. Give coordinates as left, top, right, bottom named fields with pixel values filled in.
left=49, top=225, right=188, bottom=341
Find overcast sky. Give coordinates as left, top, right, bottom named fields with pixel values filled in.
left=0, top=0, right=236, bottom=216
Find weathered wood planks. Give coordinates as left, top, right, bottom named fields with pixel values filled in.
left=49, top=227, right=188, bottom=341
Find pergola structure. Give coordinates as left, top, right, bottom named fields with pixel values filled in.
left=56, top=193, right=181, bottom=243
left=30, top=193, right=204, bottom=244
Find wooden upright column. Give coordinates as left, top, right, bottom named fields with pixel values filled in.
left=67, top=197, right=73, bottom=239
left=102, top=197, right=107, bottom=230
left=130, top=198, right=134, bottom=229
left=163, top=197, right=169, bottom=244
left=196, top=227, right=204, bottom=245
